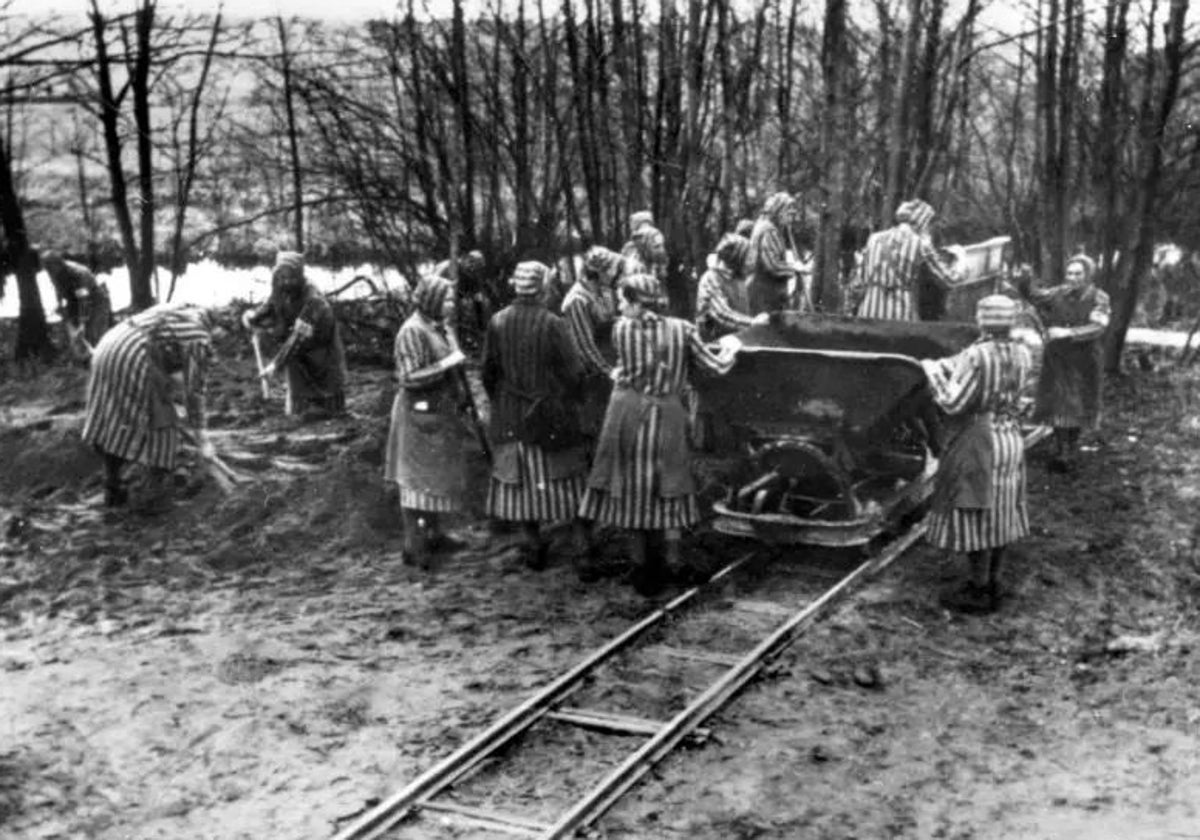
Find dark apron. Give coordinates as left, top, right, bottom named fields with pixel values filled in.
left=384, top=382, right=468, bottom=499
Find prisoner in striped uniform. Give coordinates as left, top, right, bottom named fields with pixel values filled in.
left=82, top=303, right=215, bottom=507
left=383, top=274, right=471, bottom=568
left=621, top=211, right=668, bottom=284
left=695, top=233, right=761, bottom=342
left=433, top=249, right=487, bottom=349
left=579, top=272, right=740, bottom=596
left=483, top=261, right=592, bottom=572
left=922, top=294, right=1033, bottom=614
left=243, top=251, right=347, bottom=416
left=1024, top=254, right=1111, bottom=471
left=561, top=246, right=623, bottom=446
left=747, top=192, right=800, bottom=316
left=851, top=199, right=961, bottom=321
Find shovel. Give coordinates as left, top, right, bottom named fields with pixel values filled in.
left=250, top=330, right=270, bottom=399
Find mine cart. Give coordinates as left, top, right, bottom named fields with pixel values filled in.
left=941, top=235, right=1014, bottom=321
left=698, top=314, right=982, bottom=547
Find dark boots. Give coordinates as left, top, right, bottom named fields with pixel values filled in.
left=102, top=454, right=127, bottom=507
left=521, top=522, right=550, bottom=570
left=942, top=548, right=1007, bottom=614
left=400, top=507, right=431, bottom=569
left=628, top=531, right=668, bottom=597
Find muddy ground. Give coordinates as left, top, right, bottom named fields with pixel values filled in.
left=2, top=327, right=1199, bottom=840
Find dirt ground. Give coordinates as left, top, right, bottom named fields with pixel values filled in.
left=2, top=328, right=1199, bottom=840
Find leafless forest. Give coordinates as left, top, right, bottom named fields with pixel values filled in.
left=0, top=0, right=1195, bottom=366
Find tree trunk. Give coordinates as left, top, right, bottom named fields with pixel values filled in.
left=816, top=0, right=850, bottom=311
left=90, top=3, right=142, bottom=308
left=277, top=16, right=305, bottom=253
left=0, top=134, right=52, bottom=361
left=1103, top=0, right=1189, bottom=370
left=884, top=0, right=922, bottom=213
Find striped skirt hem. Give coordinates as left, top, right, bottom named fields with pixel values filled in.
left=577, top=487, right=701, bottom=531
left=486, top=443, right=585, bottom=523
left=399, top=487, right=459, bottom=513
left=927, top=508, right=1029, bottom=552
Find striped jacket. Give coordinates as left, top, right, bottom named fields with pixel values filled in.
left=560, top=281, right=616, bottom=377
left=82, top=304, right=212, bottom=470
left=482, top=298, right=585, bottom=449
left=695, top=264, right=753, bottom=341
left=926, top=337, right=1033, bottom=552
left=854, top=223, right=958, bottom=320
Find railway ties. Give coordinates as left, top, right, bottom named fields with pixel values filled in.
left=331, top=524, right=928, bottom=840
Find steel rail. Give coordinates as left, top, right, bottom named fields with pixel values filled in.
left=329, top=551, right=758, bottom=840
left=539, top=522, right=927, bottom=839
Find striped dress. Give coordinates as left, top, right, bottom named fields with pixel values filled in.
left=578, top=314, right=736, bottom=530
left=383, top=313, right=463, bottom=512
left=560, top=281, right=616, bottom=377
left=483, top=299, right=587, bottom=523
left=925, top=338, right=1033, bottom=552
left=695, top=264, right=753, bottom=341
left=855, top=224, right=957, bottom=321
left=82, top=305, right=212, bottom=470
left=747, top=218, right=793, bottom=315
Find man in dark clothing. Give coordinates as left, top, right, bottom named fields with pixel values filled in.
left=482, top=261, right=594, bottom=573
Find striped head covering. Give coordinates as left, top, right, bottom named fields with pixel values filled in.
left=905, top=200, right=935, bottom=232
left=716, top=233, right=751, bottom=274
left=510, top=260, right=549, bottom=297
left=762, top=192, right=796, bottom=224
left=976, top=294, right=1018, bottom=330
left=620, top=271, right=666, bottom=310
left=894, top=200, right=915, bottom=224
left=1065, top=254, right=1097, bottom=282
left=584, top=245, right=624, bottom=285
left=414, top=273, right=453, bottom=320
left=629, top=211, right=654, bottom=232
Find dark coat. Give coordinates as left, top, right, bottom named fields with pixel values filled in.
left=482, top=298, right=586, bottom=452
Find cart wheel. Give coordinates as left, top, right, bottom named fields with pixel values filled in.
left=753, top=438, right=860, bottom=518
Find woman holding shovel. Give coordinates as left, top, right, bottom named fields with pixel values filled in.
left=242, top=251, right=347, bottom=417
left=82, top=303, right=219, bottom=508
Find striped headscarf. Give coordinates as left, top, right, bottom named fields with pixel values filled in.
left=976, top=294, right=1017, bottom=331
left=894, top=200, right=915, bottom=224
left=584, top=246, right=624, bottom=286
left=905, top=200, right=935, bottom=233
left=716, top=233, right=751, bottom=274
left=510, top=260, right=549, bottom=297
left=1066, top=254, right=1097, bottom=282
left=414, top=273, right=453, bottom=320
left=629, top=211, right=654, bottom=232
left=762, top=192, right=796, bottom=225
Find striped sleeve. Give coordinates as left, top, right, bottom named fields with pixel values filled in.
left=563, top=296, right=612, bottom=376
left=928, top=346, right=982, bottom=415
left=395, top=324, right=445, bottom=388
left=753, top=225, right=793, bottom=281
left=918, top=238, right=959, bottom=289
left=183, top=342, right=211, bottom=431
left=687, top=322, right=737, bottom=376
left=697, top=270, right=753, bottom=332
left=1070, top=289, right=1111, bottom=340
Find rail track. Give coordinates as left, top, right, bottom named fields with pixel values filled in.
left=330, top=526, right=929, bottom=840
left=330, top=426, right=1050, bottom=840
